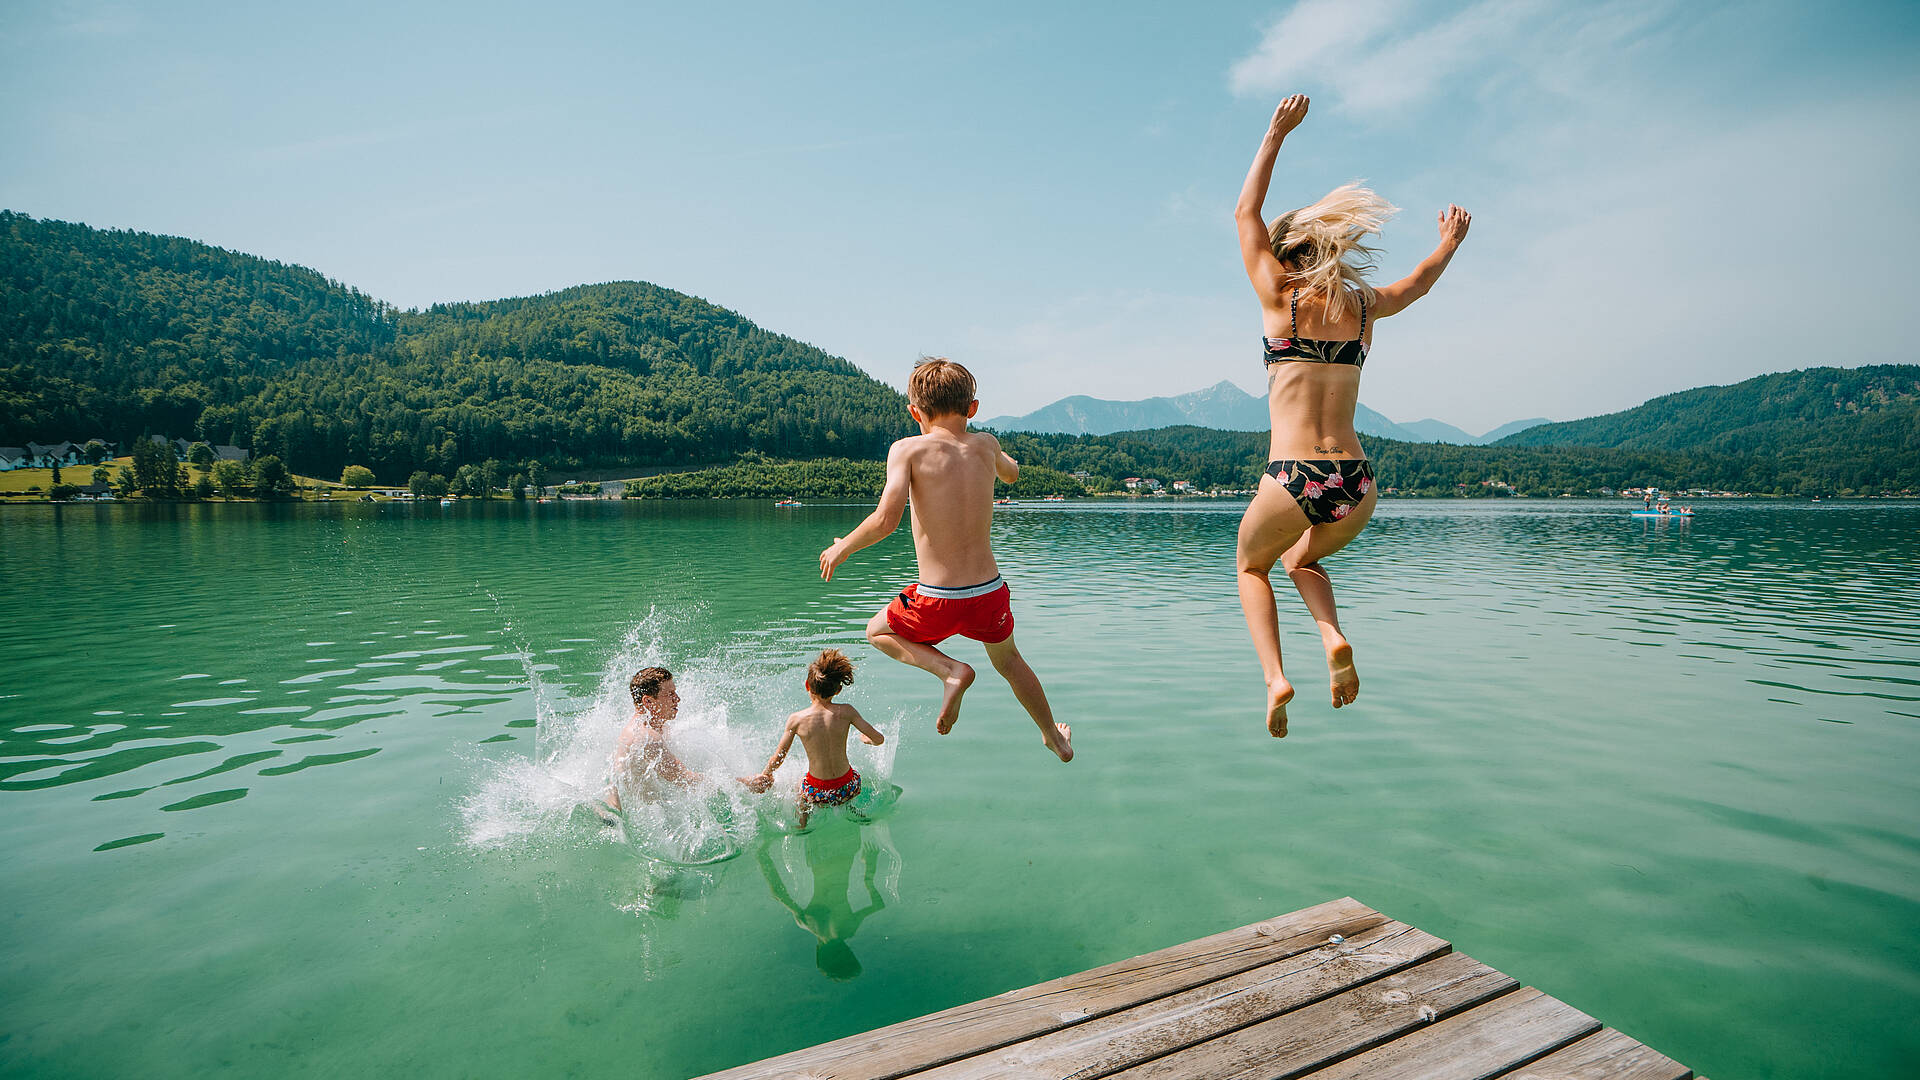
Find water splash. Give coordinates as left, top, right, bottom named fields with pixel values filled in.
left=458, top=606, right=903, bottom=870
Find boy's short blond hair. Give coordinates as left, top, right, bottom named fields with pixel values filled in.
left=908, top=357, right=976, bottom=419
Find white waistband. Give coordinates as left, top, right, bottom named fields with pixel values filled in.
left=915, top=576, right=1005, bottom=600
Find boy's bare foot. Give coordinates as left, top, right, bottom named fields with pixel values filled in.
left=1043, top=722, right=1073, bottom=762
left=1327, top=637, right=1359, bottom=708
left=1267, top=677, right=1294, bottom=737
left=935, top=663, right=976, bottom=734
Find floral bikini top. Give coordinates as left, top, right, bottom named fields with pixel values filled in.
left=1262, top=288, right=1367, bottom=369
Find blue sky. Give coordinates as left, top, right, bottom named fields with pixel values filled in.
left=3, top=1, right=1916, bottom=431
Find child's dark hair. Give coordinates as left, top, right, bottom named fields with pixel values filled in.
left=630, top=666, right=672, bottom=705
left=807, top=649, right=855, bottom=699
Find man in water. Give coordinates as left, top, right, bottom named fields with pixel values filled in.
left=600, top=666, right=700, bottom=812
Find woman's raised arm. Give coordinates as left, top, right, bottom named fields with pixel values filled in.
left=1236, top=94, right=1309, bottom=299
left=1372, top=204, right=1472, bottom=318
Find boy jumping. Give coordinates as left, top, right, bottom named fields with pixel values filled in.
left=818, top=358, right=1073, bottom=762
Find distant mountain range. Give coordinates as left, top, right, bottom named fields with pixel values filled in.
left=980, top=381, right=1546, bottom=445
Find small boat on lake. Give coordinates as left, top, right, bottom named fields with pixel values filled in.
left=439, top=498, right=454, bottom=507
left=774, top=498, right=803, bottom=507
left=1042, top=494, right=1067, bottom=502
left=994, top=497, right=1014, bottom=505
left=1628, top=509, right=1693, bottom=518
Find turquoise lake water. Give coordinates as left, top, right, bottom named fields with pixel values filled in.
left=2, top=498, right=1916, bottom=1078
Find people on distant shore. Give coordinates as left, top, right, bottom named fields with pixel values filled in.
left=1232, top=93, right=1471, bottom=737
left=744, top=649, right=885, bottom=828
left=818, top=358, right=1073, bottom=763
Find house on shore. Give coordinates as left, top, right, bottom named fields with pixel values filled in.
left=26, top=442, right=85, bottom=467
left=0, top=447, right=26, bottom=471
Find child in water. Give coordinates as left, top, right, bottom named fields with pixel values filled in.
left=746, top=649, right=884, bottom=828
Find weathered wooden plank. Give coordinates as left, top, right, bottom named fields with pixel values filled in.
left=694, top=897, right=1388, bottom=1080
left=1103, top=952, right=1517, bottom=1080
left=1301, top=986, right=1601, bottom=1080
left=1506, top=1027, right=1692, bottom=1080
left=916, top=921, right=1450, bottom=1080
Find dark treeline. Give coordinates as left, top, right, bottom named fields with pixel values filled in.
left=1, top=212, right=913, bottom=482
left=638, top=424, right=1918, bottom=499
left=998, top=425, right=1918, bottom=496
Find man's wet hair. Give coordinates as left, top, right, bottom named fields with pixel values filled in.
left=630, top=666, right=673, bottom=705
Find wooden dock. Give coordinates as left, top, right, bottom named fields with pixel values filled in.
left=696, top=897, right=1697, bottom=1080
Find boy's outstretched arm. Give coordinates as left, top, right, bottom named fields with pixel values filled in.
left=988, top=435, right=1018, bottom=484
left=847, top=706, right=884, bottom=746
left=744, top=723, right=797, bottom=791
left=820, top=442, right=910, bottom=580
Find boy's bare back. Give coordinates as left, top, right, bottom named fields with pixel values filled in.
left=894, top=429, right=1015, bottom=587
left=785, top=701, right=878, bottom=781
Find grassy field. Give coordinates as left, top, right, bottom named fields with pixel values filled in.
left=0, top=458, right=373, bottom=503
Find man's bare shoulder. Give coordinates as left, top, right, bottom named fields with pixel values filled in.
left=965, top=430, right=1002, bottom=453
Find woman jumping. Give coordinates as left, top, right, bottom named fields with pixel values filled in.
left=1233, top=93, right=1471, bottom=736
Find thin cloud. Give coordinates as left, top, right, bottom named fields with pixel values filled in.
left=1230, top=0, right=1676, bottom=114
left=1228, top=0, right=1412, bottom=98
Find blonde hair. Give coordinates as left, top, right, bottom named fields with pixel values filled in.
left=1267, top=183, right=1399, bottom=322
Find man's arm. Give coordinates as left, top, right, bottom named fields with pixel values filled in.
left=1371, top=205, right=1471, bottom=318
left=820, top=441, right=911, bottom=580
left=846, top=706, right=884, bottom=746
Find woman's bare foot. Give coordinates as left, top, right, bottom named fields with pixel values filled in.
left=935, top=663, right=976, bottom=734
left=1326, top=637, right=1359, bottom=708
left=1043, top=723, right=1073, bottom=762
left=1267, top=677, right=1294, bottom=737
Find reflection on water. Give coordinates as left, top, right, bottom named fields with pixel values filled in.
left=757, top=822, right=901, bottom=981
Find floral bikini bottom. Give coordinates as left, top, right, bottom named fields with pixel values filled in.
left=1264, top=459, right=1374, bottom=525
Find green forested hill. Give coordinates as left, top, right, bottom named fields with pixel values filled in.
left=1494, top=365, right=1920, bottom=453
left=0, top=211, right=912, bottom=480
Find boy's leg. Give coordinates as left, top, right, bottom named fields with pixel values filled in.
left=1237, top=482, right=1311, bottom=737
left=981, top=635, right=1073, bottom=762
left=865, top=609, right=974, bottom=734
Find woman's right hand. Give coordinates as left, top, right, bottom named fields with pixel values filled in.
left=1438, top=204, right=1472, bottom=246
left=1268, top=94, right=1309, bottom=139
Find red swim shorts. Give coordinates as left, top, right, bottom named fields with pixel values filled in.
left=884, top=577, right=1014, bottom=645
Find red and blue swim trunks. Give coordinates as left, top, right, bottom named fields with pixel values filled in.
left=801, top=767, right=862, bottom=807
left=884, top=576, right=1014, bottom=645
